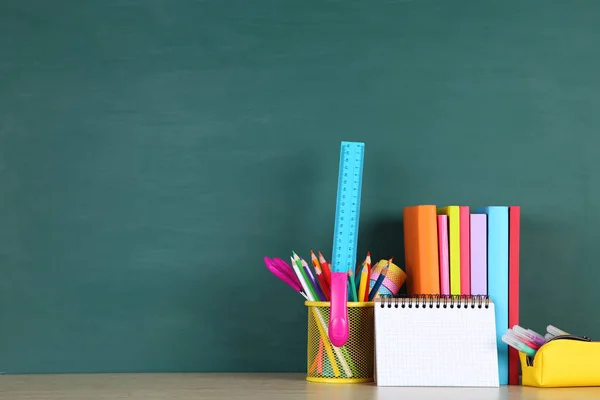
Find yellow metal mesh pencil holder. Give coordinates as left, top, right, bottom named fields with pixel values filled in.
left=305, top=301, right=374, bottom=384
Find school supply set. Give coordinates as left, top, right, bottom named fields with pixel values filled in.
left=373, top=204, right=521, bottom=387
left=264, top=251, right=404, bottom=383
left=263, top=140, right=410, bottom=383
left=503, top=324, right=600, bottom=388
left=263, top=252, right=373, bottom=382
left=265, top=251, right=408, bottom=382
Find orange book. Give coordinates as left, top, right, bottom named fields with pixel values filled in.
left=403, top=205, right=440, bottom=294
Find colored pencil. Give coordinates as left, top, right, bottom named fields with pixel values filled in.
left=364, top=260, right=372, bottom=301
left=290, top=256, right=315, bottom=301
left=292, top=251, right=319, bottom=301
left=310, top=251, right=321, bottom=274
left=309, top=353, right=318, bottom=373
left=313, top=264, right=331, bottom=300
left=356, top=252, right=371, bottom=275
left=317, top=339, right=324, bottom=374
left=348, top=268, right=357, bottom=302
left=358, top=264, right=369, bottom=302
left=368, top=258, right=391, bottom=301
left=341, top=346, right=359, bottom=377
left=311, top=250, right=331, bottom=300
left=302, top=258, right=326, bottom=301
left=355, top=264, right=363, bottom=292
left=318, top=251, right=332, bottom=286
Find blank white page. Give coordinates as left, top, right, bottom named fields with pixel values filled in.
left=374, top=299, right=499, bottom=387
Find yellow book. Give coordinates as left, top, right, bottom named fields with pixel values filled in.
left=437, top=206, right=460, bottom=295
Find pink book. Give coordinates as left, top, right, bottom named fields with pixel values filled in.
left=470, top=214, right=487, bottom=295
left=437, top=215, right=450, bottom=295
left=459, top=206, right=471, bottom=295
left=508, top=206, right=521, bottom=385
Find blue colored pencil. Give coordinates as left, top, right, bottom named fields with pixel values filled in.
left=368, top=263, right=390, bottom=301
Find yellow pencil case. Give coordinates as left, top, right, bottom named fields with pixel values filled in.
left=519, top=335, right=600, bottom=387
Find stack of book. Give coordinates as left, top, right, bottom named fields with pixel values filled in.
left=402, top=205, right=520, bottom=385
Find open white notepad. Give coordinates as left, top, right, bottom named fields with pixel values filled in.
left=374, top=296, right=499, bottom=387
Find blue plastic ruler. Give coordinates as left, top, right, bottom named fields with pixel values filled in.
left=331, top=141, right=365, bottom=274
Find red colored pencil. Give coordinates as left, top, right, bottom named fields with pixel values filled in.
left=311, top=250, right=331, bottom=300
left=315, top=267, right=331, bottom=300
left=318, top=251, right=332, bottom=286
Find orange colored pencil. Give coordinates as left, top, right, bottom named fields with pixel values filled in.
left=309, top=357, right=318, bottom=374
left=317, top=339, right=324, bottom=374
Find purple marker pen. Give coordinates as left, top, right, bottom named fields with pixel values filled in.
left=513, top=325, right=546, bottom=346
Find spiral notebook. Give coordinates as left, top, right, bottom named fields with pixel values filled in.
left=374, top=296, right=499, bottom=387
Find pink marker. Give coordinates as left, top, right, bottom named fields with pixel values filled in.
left=507, top=330, right=540, bottom=350
left=514, top=325, right=546, bottom=346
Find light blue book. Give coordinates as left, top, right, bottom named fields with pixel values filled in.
left=477, top=206, right=509, bottom=385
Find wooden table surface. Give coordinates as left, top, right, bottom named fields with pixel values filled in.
left=1, top=373, right=600, bottom=400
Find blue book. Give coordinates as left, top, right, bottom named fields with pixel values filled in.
left=477, top=206, right=509, bottom=385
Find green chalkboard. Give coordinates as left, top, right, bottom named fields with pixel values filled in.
left=2, top=0, right=600, bottom=373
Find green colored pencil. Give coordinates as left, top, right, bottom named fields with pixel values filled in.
left=348, top=268, right=358, bottom=302
left=340, top=346, right=359, bottom=377
left=292, top=251, right=318, bottom=301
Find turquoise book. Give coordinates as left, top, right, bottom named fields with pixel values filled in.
left=477, top=206, right=509, bottom=385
